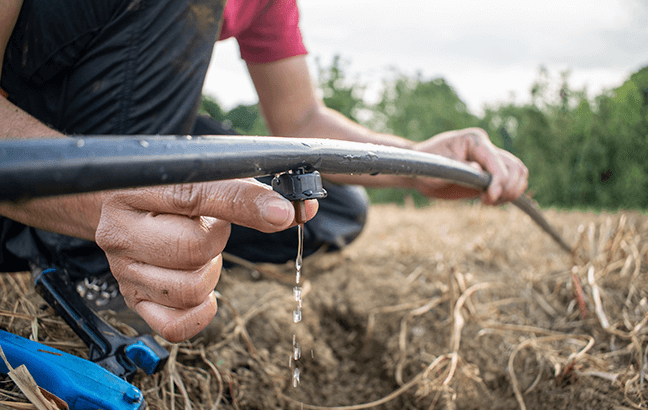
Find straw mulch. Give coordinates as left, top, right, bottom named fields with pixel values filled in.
left=1, top=201, right=647, bottom=409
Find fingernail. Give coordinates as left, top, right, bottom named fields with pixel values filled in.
left=261, top=198, right=292, bottom=226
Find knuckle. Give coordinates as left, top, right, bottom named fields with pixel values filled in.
left=179, top=282, right=209, bottom=307
left=178, top=264, right=218, bottom=308
left=222, top=182, right=249, bottom=214
left=110, top=261, right=145, bottom=299
left=175, top=224, right=211, bottom=266
left=95, top=216, right=130, bottom=253
left=166, top=184, right=204, bottom=216
left=121, top=288, right=140, bottom=309
left=466, top=127, right=488, bottom=139
left=174, top=219, right=225, bottom=267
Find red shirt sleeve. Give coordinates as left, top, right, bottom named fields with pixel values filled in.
left=221, top=0, right=308, bottom=64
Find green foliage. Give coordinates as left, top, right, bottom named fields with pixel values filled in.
left=199, top=96, right=268, bottom=135
left=316, top=55, right=366, bottom=123
left=482, top=66, right=648, bottom=210
left=372, top=72, right=480, bottom=141
left=313, top=57, right=483, bottom=205
left=201, top=57, right=648, bottom=210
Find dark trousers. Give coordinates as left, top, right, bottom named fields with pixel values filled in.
left=0, top=0, right=368, bottom=278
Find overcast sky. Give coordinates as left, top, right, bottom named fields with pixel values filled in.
left=203, top=0, right=648, bottom=115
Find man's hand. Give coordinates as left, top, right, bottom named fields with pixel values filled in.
left=248, top=58, right=527, bottom=205
left=412, top=128, right=528, bottom=205
left=95, top=178, right=317, bottom=343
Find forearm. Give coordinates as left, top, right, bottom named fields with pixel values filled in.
left=0, top=194, right=102, bottom=241
left=249, top=57, right=418, bottom=187
left=0, top=96, right=62, bottom=139
left=289, top=103, right=417, bottom=188
left=292, top=102, right=412, bottom=148
left=0, top=94, right=102, bottom=241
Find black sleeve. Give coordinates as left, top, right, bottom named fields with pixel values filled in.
left=0, top=217, right=32, bottom=272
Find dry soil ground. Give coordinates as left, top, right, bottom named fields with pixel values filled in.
left=2, top=200, right=648, bottom=410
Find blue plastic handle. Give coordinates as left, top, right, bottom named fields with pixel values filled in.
left=0, top=329, right=145, bottom=410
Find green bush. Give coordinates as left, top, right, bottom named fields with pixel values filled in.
left=201, top=58, right=648, bottom=210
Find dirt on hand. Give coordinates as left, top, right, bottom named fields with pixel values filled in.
left=2, top=200, right=647, bottom=409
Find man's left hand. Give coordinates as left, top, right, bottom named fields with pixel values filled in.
left=412, top=127, right=528, bottom=205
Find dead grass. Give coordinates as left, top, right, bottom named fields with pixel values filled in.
left=2, top=201, right=647, bottom=409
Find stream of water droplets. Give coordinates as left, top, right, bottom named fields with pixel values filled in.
left=292, top=223, right=304, bottom=387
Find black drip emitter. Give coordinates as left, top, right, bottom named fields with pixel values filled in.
left=272, top=168, right=327, bottom=223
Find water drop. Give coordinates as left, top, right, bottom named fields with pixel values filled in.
left=293, top=309, right=302, bottom=323
left=139, top=140, right=149, bottom=148
left=293, top=286, right=302, bottom=302
left=293, top=343, right=301, bottom=361
left=76, top=139, right=85, bottom=148
left=293, top=286, right=302, bottom=299
left=292, top=367, right=300, bottom=387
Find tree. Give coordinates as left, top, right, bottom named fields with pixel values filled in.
left=483, top=65, right=648, bottom=209
left=200, top=57, right=648, bottom=210
left=199, top=96, right=268, bottom=135
left=316, top=55, right=366, bottom=123
left=373, top=72, right=480, bottom=141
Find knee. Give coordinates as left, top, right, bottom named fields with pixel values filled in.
left=311, top=182, right=370, bottom=249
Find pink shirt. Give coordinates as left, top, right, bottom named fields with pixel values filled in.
left=219, top=0, right=308, bottom=64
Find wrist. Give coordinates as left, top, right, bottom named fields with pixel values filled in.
left=374, top=132, right=415, bottom=150
left=0, top=193, right=102, bottom=241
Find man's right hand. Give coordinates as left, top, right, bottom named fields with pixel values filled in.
left=95, top=178, right=318, bottom=343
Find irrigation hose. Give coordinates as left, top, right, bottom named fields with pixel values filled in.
left=0, top=135, right=572, bottom=252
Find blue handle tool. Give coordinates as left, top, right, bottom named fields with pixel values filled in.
left=0, top=329, right=144, bottom=410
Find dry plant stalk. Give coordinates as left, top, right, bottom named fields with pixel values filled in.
left=3, top=207, right=648, bottom=410
left=587, top=266, right=610, bottom=329
left=507, top=334, right=594, bottom=410
left=445, top=282, right=499, bottom=386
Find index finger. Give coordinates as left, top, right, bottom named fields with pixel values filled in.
left=107, top=178, right=318, bottom=233
left=464, top=130, right=509, bottom=204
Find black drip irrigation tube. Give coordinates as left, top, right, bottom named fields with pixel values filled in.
left=0, top=135, right=572, bottom=252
